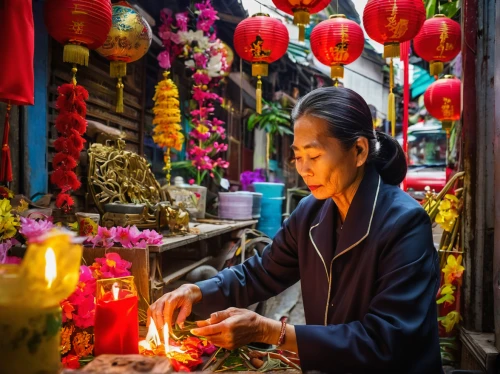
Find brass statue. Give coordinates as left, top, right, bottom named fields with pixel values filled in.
left=87, top=139, right=189, bottom=235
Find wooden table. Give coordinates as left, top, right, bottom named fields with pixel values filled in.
left=148, top=220, right=258, bottom=303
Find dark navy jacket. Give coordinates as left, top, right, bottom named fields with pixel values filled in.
left=194, top=166, right=443, bottom=373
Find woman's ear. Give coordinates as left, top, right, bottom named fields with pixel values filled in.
left=355, top=137, right=369, bottom=167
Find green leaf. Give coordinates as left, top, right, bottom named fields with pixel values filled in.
left=440, top=1, right=460, bottom=18
left=436, top=293, right=455, bottom=304
left=425, top=0, right=437, bottom=18
left=171, top=161, right=193, bottom=169
left=280, top=126, right=294, bottom=135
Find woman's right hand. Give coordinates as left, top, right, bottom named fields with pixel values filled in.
left=148, top=283, right=202, bottom=331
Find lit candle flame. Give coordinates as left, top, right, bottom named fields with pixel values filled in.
left=145, top=317, right=161, bottom=347
left=44, top=248, right=56, bottom=289
left=112, top=282, right=120, bottom=300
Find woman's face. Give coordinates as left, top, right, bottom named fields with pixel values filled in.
left=292, top=115, right=366, bottom=200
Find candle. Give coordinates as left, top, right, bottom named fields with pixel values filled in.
left=0, top=230, right=83, bottom=374
left=94, top=276, right=139, bottom=356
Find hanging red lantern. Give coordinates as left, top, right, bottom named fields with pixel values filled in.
left=44, top=0, right=112, bottom=67
left=414, top=15, right=461, bottom=77
left=272, top=0, right=330, bottom=42
left=310, top=15, right=364, bottom=81
left=96, top=1, right=152, bottom=113
left=234, top=14, right=289, bottom=114
left=362, top=0, right=425, bottom=58
left=424, top=75, right=461, bottom=134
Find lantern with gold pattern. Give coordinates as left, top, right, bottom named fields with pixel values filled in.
left=233, top=14, right=289, bottom=113
left=424, top=75, right=461, bottom=134
left=96, top=1, right=152, bottom=113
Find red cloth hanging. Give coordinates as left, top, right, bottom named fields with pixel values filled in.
left=400, top=41, right=410, bottom=192
left=0, top=107, right=13, bottom=183
left=0, top=0, right=35, bottom=106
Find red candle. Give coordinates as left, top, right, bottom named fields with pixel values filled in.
left=94, top=286, right=139, bottom=355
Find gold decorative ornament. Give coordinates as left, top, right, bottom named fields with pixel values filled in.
left=87, top=140, right=189, bottom=235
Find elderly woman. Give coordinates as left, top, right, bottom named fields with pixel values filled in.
left=149, top=87, right=442, bottom=373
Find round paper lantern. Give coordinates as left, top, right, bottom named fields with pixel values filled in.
left=363, top=0, right=425, bottom=58
left=44, top=0, right=112, bottom=66
left=96, top=1, right=152, bottom=113
left=414, top=15, right=461, bottom=77
left=424, top=75, right=461, bottom=133
left=272, top=0, right=330, bottom=41
left=310, top=15, right=364, bottom=80
left=234, top=14, right=289, bottom=113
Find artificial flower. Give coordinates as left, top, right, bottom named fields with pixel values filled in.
left=62, top=354, right=80, bottom=369
left=442, top=255, right=465, bottom=284
left=19, top=216, right=55, bottom=243
left=60, top=300, right=75, bottom=322
left=436, top=284, right=456, bottom=305
left=115, top=226, right=132, bottom=248
left=0, top=199, right=19, bottom=240
left=73, top=331, right=94, bottom=358
left=16, top=199, right=29, bottom=213
left=90, top=226, right=116, bottom=249
left=95, top=252, right=132, bottom=278
left=0, top=187, right=14, bottom=199
left=438, top=311, right=461, bottom=333
left=72, top=294, right=95, bottom=329
left=60, top=325, right=74, bottom=355
left=0, top=238, right=19, bottom=264
left=56, top=193, right=75, bottom=212
left=435, top=194, right=460, bottom=232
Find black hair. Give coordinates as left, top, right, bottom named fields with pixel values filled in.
left=291, top=86, right=407, bottom=186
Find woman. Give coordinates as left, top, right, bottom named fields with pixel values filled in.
left=149, top=87, right=442, bottom=373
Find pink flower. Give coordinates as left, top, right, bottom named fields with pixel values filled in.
left=176, top=12, right=189, bottom=32
left=189, top=179, right=195, bottom=185
left=0, top=238, right=19, bottom=264
left=126, top=225, right=142, bottom=248
left=91, top=226, right=116, bottom=249
left=19, top=217, right=55, bottom=243
left=3, top=256, right=21, bottom=264
left=115, top=226, right=132, bottom=248
left=194, top=53, right=209, bottom=68
left=158, top=50, right=171, bottom=70
left=96, top=252, right=132, bottom=279
left=193, top=72, right=211, bottom=85
left=141, top=229, right=163, bottom=245
left=160, top=8, right=174, bottom=27
left=72, top=295, right=95, bottom=329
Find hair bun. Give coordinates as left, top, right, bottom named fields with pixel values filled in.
left=373, top=132, right=407, bottom=185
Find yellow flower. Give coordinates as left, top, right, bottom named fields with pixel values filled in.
left=72, top=331, right=94, bottom=358
left=442, top=255, right=465, bottom=284
left=0, top=199, right=19, bottom=239
left=435, top=194, right=460, bottom=232
left=439, top=311, right=461, bottom=333
left=60, top=325, right=74, bottom=355
left=17, top=199, right=29, bottom=213
left=197, top=124, right=209, bottom=134
left=436, top=284, right=456, bottom=305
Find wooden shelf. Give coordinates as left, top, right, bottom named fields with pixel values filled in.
left=162, top=256, right=213, bottom=286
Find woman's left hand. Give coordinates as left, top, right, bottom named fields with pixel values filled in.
left=191, top=307, right=265, bottom=350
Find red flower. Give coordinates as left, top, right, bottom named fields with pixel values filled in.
left=171, top=359, right=193, bottom=372
left=55, top=112, right=87, bottom=136
left=51, top=169, right=81, bottom=191
left=53, top=152, right=78, bottom=171
left=56, top=193, right=74, bottom=210
left=62, top=354, right=80, bottom=369
left=60, top=299, right=75, bottom=322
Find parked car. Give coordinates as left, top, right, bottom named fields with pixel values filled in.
left=395, top=122, right=447, bottom=200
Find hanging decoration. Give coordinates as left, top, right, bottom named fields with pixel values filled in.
left=234, top=14, right=289, bottom=114
left=271, top=0, right=330, bottom=42
left=414, top=15, right=461, bottom=77
left=96, top=1, right=152, bottom=113
left=158, top=0, right=230, bottom=186
left=44, top=0, right=112, bottom=67
left=0, top=0, right=35, bottom=184
left=424, top=75, right=461, bottom=135
left=363, top=0, right=425, bottom=137
left=51, top=77, right=89, bottom=212
left=310, top=14, right=364, bottom=83
left=152, top=72, right=184, bottom=185
left=362, top=0, right=425, bottom=59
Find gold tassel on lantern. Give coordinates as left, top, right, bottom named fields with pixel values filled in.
left=384, top=42, right=400, bottom=59
left=293, top=10, right=310, bottom=42
left=110, top=61, right=127, bottom=113
left=388, top=58, right=396, bottom=136
left=430, top=61, right=444, bottom=77
left=252, top=63, right=268, bottom=114
left=63, top=45, right=90, bottom=67
left=256, top=76, right=263, bottom=114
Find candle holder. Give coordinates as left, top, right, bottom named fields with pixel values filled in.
left=94, top=276, right=139, bottom=356
left=0, top=230, right=83, bottom=374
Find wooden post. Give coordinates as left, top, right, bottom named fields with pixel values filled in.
left=493, top=0, right=500, bottom=351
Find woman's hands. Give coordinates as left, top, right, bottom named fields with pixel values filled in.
left=191, top=307, right=277, bottom=350
left=148, top=284, right=202, bottom=330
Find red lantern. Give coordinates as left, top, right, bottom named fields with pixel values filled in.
left=310, top=15, right=364, bottom=80
left=272, top=0, right=330, bottom=41
left=362, top=0, right=425, bottom=58
left=424, top=75, right=461, bottom=133
left=234, top=14, right=289, bottom=113
left=414, top=15, right=461, bottom=76
left=44, top=0, right=112, bottom=67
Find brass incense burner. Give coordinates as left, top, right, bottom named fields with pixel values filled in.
left=87, top=140, right=189, bottom=235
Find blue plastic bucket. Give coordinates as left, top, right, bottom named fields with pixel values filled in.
left=252, top=183, right=285, bottom=238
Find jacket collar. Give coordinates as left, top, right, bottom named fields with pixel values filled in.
left=310, top=165, right=381, bottom=259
